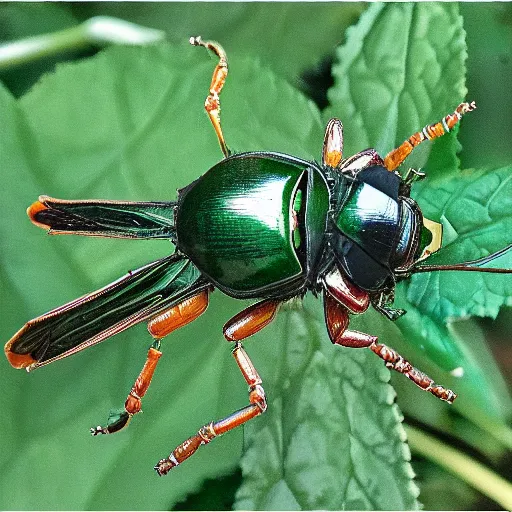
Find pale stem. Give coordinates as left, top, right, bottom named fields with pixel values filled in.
left=0, top=16, right=165, bottom=71
left=406, top=424, right=512, bottom=510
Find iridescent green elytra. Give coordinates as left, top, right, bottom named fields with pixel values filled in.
left=176, top=153, right=329, bottom=297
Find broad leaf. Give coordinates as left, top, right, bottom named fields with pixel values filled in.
left=392, top=167, right=512, bottom=423
left=410, top=166, right=512, bottom=321
left=235, top=299, right=419, bottom=510
left=0, top=40, right=418, bottom=509
left=326, top=3, right=467, bottom=176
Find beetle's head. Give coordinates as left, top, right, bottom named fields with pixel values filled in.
left=327, top=165, right=442, bottom=293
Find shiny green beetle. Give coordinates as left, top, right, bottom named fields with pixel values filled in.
left=5, top=37, right=510, bottom=476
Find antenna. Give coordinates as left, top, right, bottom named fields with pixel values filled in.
left=396, top=245, right=512, bottom=276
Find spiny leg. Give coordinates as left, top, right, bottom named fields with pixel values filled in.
left=91, top=290, right=210, bottom=435
left=384, top=101, right=477, bottom=171
left=190, top=36, right=230, bottom=158
left=324, top=292, right=457, bottom=403
left=155, top=299, right=280, bottom=475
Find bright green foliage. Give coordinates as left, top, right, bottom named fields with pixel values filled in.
left=0, top=3, right=510, bottom=511
left=410, top=166, right=512, bottom=320
left=393, top=166, right=512, bottom=424
left=326, top=3, right=466, bottom=173
left=235, top=298, right=419, bottom=510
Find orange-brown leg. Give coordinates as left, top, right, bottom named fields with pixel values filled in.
left=322, top=118, right=344, bottom=168
left=91, top=290, right=210, bottom=435
left=190, top=36, right=230, bottom=158
left=384, top=101, right=477, bottom=171
left=324, top=293, right=457, bottom=403
left=154, top=299, right=280, bottom=475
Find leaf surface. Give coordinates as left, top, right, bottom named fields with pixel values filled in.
left=326, top=3, right=467, bottom=176
left=235, top=299, right=419, bottom=510
left=410, top=166, right=512, bottom=321
left=0, top=39, right=418, bottom=509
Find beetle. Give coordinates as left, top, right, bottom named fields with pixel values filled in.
left=5, top=37, right=511, bottom=476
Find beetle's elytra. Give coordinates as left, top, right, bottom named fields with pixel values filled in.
left=5, top=37, right=510, bottom=476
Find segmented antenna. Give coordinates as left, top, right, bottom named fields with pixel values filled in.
left=396, top=245, right=512, bottom=276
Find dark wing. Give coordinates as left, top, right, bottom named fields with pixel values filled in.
left=5, top=254, right=208, bottom=370
left=29, top=195, right=177, bottom=239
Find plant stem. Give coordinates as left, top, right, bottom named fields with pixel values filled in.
left=0, top=17, right=165, bottom=71
left=406, top=424, right=512, bottom=509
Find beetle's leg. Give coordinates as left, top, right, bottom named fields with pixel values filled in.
left=324, top=292, right=457, bottom=403
left=384, top=101, right=476, bottom=171
left=91, top=343, right=163, bottom=435
left=322, top=119, right=344, bottom=168
left=190, top=36, right=230, bottom=158
left=323, top=266, right=370, bottom=314
left=154, top=299, right=280, bottom=475
left=91, top=290, right=210, bottom=435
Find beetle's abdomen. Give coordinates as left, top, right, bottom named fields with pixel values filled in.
left=176, top=154, right=308, bottom=296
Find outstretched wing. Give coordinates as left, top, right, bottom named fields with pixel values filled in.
left=5, top=254, right=208, bottom=370
left=29, top=196, right=177, bottom=239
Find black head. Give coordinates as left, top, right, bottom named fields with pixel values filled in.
left=328, top=164, right=435, bottom=292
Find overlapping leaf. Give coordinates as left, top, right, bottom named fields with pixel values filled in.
left=235, top=299, right=419, bottom=510
left=326, top=2, right=467, bottom=176
left=409, top=166, right=512, bottom=321
left=0, top=39, right=418, bottom=511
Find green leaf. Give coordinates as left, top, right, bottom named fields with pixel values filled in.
left=391, top=166, right=512, bottom=424
left=0, top=44, right=246, bottom=510
left=411, top=166, right=512, bottom=320
left=235, top=299, right=419, bottom=510
left=393, top=289, right=512, bottom=423
left=396, top=166, right=512, bottom=373
left=0, top=40, right=418, bottom=509
left=326, top=3, right=467, bottom=176
left=391, top=317, right=512, bottom=458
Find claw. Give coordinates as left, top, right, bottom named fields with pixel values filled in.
left=90, top=425, right=108, bottom=436
left=154, top=456, right=178, bottom=476
left=90, top=410, right=131, bottom=435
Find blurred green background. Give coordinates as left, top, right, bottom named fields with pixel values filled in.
left=0, top=3, right=511, bottom=510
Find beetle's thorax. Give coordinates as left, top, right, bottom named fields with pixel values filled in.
left=175, top=152, right=331, bottom=300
